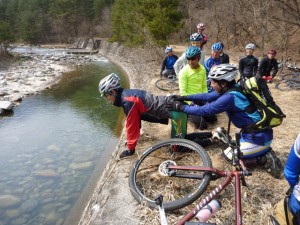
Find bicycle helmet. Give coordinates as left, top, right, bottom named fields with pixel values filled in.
left=185, top=46, right=201, bottom=58
left=245, top=43, right=255, bottom=50
left=165, top=47, right=173, bottom=53
left=211, top=42, right=223, bottom=52
left=98, top=73, right=120, bottom=96
left=189, top=33, right=203, bottom=42
left=208, top=64, right=238, bottom=82
left=197, top=23, right=205, bottom=29
left=268, top=49, right=277, bottom=55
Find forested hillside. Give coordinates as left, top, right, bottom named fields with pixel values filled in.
left=0, top=0, right=299, bottom=57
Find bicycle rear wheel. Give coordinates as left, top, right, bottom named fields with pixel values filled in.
left=275, top=80, right=300, bottom=91
left=155, top=78, right=179, bottom=91
left=282, top=73, right=300, bottom=82
left=129, top=138, right=212, bottom=211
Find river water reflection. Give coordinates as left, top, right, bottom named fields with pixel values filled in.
left=0, top=61, right=127, bottom=225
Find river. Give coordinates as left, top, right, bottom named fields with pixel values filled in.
left=0, top=52, right=128, bottom=225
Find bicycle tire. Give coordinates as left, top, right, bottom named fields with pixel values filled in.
left=155, top=78, right=179, bottom=91
left=275, top=80, right=300, bottom=91
left=282, top=73, right=300, bottom=82
left=129, top=138, right=212, bottom=211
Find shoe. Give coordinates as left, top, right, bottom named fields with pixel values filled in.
left=212, top=127, right=227, bottom=144
left=261, top=149, right=282, bottom=179
left=119, top=150, right=135, bottom=159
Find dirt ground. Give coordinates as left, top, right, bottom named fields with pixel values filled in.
left=78, top=42, right=300, bottom=225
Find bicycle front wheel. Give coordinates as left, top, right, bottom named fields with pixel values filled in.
left=275, top=80, right=300, bottom=91
left=129, top=138, right=212, bottom=211
left=282, top=73, right=300, bottom=82
left=155, top=78, right=179, bottom=91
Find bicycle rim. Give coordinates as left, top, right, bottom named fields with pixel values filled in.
left=275, top=80, right=300, bottom=91
left=129, top=138, right=212, bottom=211
left=282, top=73, right=300, bottom=82
left=155, top=78, right=179, bottom=91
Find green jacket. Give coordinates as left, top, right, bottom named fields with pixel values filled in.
left=178, top=64, right=207, bottom=101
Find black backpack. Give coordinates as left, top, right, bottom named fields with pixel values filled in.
left=229, top=77, right=286, bottom=132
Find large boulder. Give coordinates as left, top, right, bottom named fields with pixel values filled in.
left=0, top=101, right=13, bottom=110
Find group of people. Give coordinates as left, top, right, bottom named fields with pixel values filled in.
left=98, top=22, right=299, bottom=224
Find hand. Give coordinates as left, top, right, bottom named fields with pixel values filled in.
left=166, top=101, right=185, bottom=112
left=170, top=95, right=187, bottom=102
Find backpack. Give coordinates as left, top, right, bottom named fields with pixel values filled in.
left=230, top=77, right=286, bottom=132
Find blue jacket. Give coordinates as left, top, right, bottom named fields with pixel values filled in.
left=182, top=87, right=273, bottom=145
left=284, top=133, right=300, bottom=215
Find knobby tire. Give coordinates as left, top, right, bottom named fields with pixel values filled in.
left=275, top=80, right=300, bottom=91
left=282, top=73, right=300, bottom=82
left=128, top=138, right=212, bottom=211
left=155, top=78, right=179, bottom=91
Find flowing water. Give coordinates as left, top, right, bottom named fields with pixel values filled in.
left=0, top=56, right=128, bottom=225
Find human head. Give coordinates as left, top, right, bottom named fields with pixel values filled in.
left=268, top=49, right=277, bottom=59
left=98, top=73, right=120, bottom=103
left=211, top=42, right=223, bottom=59
left=197, top=23, right=205, bottom=33
left=189, top=33, right=203, bottom=47
left=185, top=46, right=201, bottom=69
left=165, top=47, right=173, bottom=56
left=208, top=64, right=238, bottom=93
left=245, top=43, right=255, bottom=56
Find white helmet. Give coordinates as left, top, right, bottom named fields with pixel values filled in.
left=208, top=64, right=238, bottom=82
left=98, top=73, right=120, bottom=95
left=197, top=23, right=205, bottom=29
left=245, top=43, right=255, bottom=50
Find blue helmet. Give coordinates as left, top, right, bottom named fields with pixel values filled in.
left=165, top=47, right=173, bottom=53
left=189, top=33, right=203, bottom=42
left=185, top=46, right=201, bottom=58
left=211, top=42, right=223, bottom=51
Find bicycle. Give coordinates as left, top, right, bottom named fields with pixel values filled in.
left=155, top=74, right=179, bottom=91
left=129, top=128, right=255, bottom=224
left=275, top=65, right=300, bottom=91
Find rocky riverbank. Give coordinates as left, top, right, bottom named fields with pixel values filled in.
left=0, top=47, right=102, bottom=114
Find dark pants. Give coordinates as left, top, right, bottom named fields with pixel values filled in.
left=141, top=114, right=168, bottom=125
left=185, top=132, right=213, bottom=148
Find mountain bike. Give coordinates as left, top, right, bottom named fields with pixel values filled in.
left=277, top=56, right=297, bottom=77
left=129, top=129, right=256, bottom=224
left=155, top=74, right=179, bottom=91
left=275, top=64, right=300, bottom=91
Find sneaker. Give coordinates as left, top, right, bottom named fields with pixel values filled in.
left=119, top=150, right=135, bottom=159
left=261, top=149, right=282, bottom=179
left=212, top=127, right=227, bottom=144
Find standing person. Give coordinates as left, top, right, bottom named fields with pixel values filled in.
left=258, top=49, right=278, bottom=83
left=219, top=42, right=230, bottom=64
left=178, top=46, right=209, bottom=129
left=160, top=47, right=178, bottom=78
left=99, top=73, right=172, bottom=158
left=274, top=133, right=300, bottom=224
left=166, top=64, right=282, bottom=178
left=196, top=23, right=208, bottom=50
left=239, top=43, right=258, bottom=80
left=173, top=33, right=205, bottom=76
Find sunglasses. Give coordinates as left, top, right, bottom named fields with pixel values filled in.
left=186, top=57, right=197, bottom=61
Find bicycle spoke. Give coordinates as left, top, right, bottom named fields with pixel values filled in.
left=129, top=139, right=212, bottom=211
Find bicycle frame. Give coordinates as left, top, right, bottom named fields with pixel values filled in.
left=166, top=160, right=250, bottom=225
